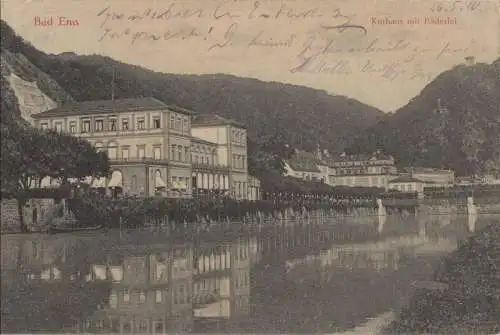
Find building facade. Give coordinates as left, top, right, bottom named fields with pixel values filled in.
left=327, top=152, right=398, bottom=190
left=404, top=167, right=455, bottom=188
left=191, top=115, right=251, bottom=200
left=388, top=176, right=425, bottom=198
left=31, top=98, right=260, bottom=200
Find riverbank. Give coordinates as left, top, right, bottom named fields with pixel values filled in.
left=383, top=222, right=500, bottom=334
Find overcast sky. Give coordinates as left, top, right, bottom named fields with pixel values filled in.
left=2, top=0, right=498, bottom=112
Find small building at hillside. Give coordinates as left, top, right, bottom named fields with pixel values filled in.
left=283, top=149, right=326, bottom=182
left=388, top=176, right=425, bottom=198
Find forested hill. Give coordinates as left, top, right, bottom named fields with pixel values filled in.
left=0, top=19, right=382, bottom=159
left=349, top=58, right=500, bottom=176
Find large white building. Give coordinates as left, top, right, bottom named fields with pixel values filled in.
left=31, top=98, right=260, bottom=200
left=284, top=148, right=398, bottom=190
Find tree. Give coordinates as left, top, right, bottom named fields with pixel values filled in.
left=1, top=121, right=110, bottom=232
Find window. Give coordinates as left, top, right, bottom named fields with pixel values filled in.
left=109, top=118, right=117, bottom=131
left=170, top=145, right=176, bottom=160
left=155, top=290, right=162, bottom=303
left=179, top=285, right=185, bottom=304
left=153, top=117, right=161, bottom=129
left=178, top=146, right=182, bottom=161
left=107, top=143, right=118, bottom=160
left=121, top=147, right=129, bottom=160
left=122, top=118, right=129, bottom=130
left=153, top=146, right=161, bottom=160
left=40, top=122, right=48, bottom=130
left=154, top=320, right=163, bottom=333
left=193, top=155, right=198, bottom=163
left=123, top=289, right=130, bottom=303
left=184, top=147, right=189, bottom=162
left=138, top=320, right=148, bottom=332
left=110, top=292, right=118, bottom=308
left=69, top=122, right=77, bottom=133
left=95, top=119, right=104, bottom=132
left=82, top=119, right=91, bottom=133
left=55, top=122, right=63, bottom=132
left=183, top=117, right=190, bottom=132
left=139, top=291, right=146, bottom=303
left=138, top=145, right=145, bottom=159
left=169, top=114, right=175, bottom=129
left=177, top=116, right=182, bottom=130
left=137, top=118, right=145, bottom=130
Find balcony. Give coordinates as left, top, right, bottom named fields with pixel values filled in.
left=109, top=157, right=169, bottom=165
left=76, top=127, right=166, bottom=138
left=192, top=162, right=230, bottom=173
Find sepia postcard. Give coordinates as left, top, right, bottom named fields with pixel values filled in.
left=1, top=0, right=499, bottom=334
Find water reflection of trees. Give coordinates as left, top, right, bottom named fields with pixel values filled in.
left=1, top=236, right=111, bottom=333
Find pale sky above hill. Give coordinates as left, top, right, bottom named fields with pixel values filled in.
left=1, top=0, right=499, bottom=111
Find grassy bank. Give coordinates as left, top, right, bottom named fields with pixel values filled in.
left=385, top=223, right=500, bottom=334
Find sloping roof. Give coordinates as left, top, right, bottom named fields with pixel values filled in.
left=192, top=114, right=245, bottom=128
left=331, top=152, right=394, bottom=163
left=286, top=150, right=322, bottom=173
left=389, top=176, right=424, bottom=183
left=32, top=97, right=194, bottom=118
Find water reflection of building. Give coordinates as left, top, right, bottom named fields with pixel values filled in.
left=82, top=244, right=194, bottom=334
left=191, top=237, right=253, bottom=331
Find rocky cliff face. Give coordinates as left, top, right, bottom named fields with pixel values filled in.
left=1, top=48, right=73, bottom=124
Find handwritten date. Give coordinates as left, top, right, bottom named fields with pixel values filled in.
left=430, top=1, right=481, bottom=12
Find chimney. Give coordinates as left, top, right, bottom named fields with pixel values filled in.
left=464, top=56, right=475, bottom=66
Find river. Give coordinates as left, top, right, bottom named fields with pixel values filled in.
left=1, top=213, right=497, bottom=333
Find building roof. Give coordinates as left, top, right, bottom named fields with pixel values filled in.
left=389, top=176, right=424, bottom=184
left=31, top=97, right=195, bottom=118
left=325, top=151, right=394, bottom=165
left=192, top=114, right=245, bottom=128
left=191, top=136, right=217, bottom=146
left=286, top=150, right=322, bottom=173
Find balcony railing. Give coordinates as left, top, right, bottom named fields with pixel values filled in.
left=109, top=157, right=169, bottom=165
left=108, top=158, right=231, bottom=170
left=191, top=162, right=230, bottom=172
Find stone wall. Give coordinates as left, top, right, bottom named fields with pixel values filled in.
left=1, top=199, right=20, bottom=232
left=1, top=198, right=57, bottom=232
